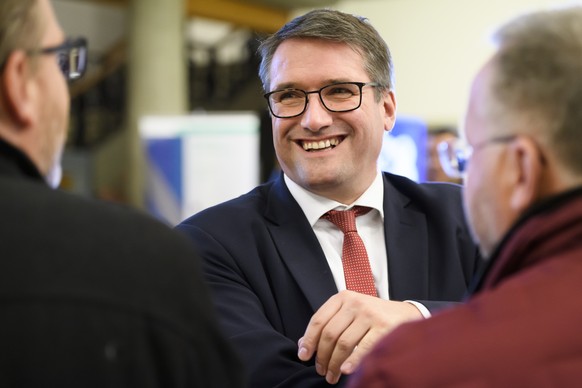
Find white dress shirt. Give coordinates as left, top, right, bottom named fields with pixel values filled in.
left=284, top=172, right=430, bottom=317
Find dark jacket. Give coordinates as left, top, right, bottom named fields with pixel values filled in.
left=177, top=172, right=480, bottom=387
left=0, top=140, right=245, bottom=387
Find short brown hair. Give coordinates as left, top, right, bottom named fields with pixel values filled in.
left=258, top=8, right=393, bottom=99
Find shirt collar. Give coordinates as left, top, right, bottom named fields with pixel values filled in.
left=284, top=172, right=385, bottom=227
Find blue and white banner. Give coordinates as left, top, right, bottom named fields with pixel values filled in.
left=140, top=113, right=260, bottom=225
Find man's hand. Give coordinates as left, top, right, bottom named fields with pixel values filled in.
left=297, top=290, right=423, bottom=384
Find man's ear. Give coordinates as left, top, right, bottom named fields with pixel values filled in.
left=1, top=51, right=35, bottom=127
left=508, top=136, right=544, bottom=213
left=382, top=90, right=397, bottom=132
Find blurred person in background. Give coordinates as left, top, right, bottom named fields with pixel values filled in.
left=0, top=0, right=244, bottom=386
left=348, top=5, right=582, bottom=387
left=426, top=127, right=462, bottom=184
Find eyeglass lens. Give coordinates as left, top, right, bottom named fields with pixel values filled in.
left=437, top=140, right=468, bottom=179
left=268, top=82, right=364, bottom=118
left=59, top=45, right=86, bottom=80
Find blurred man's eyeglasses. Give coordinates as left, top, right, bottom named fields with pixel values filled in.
left=264, top=81, right=381, bottom=119
left=437, top=135, right=516, bottom=179
left=27, top=37, right=88, bottom=81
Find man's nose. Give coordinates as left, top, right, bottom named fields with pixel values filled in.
left=300, top=93, right=333, bottom=131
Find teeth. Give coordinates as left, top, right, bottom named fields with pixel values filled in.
left=302, top=138, right=340, bottom=151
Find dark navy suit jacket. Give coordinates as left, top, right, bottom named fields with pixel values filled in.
left=177, top=172, right=480, bottom=388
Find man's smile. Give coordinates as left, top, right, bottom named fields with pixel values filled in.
left=299, top=136, right=345, bottom=152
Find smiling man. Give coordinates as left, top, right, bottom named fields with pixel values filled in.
left=177, top=9, right=480, bottom=387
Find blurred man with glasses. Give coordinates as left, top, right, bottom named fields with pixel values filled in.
left=0, top=1, right=244, bottom=386
left=348, top=5, right=582, bottom=387
left=178, top=9, right=480, bottom=387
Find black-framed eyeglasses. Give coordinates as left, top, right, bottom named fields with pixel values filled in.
left=27, top=37, right=88, bottom=81
left=264, top=81, right=381, bottom=119
left=437, top=135, right=517, bottom=178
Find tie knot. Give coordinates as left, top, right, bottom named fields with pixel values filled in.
left=323, top=206, right=371, bottom=234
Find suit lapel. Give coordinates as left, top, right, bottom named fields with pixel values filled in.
left=261, top=174, right=431, bottom=307
left=264, top=176, right=338, bottom=312
left=382, top=175, right=429, bottom=300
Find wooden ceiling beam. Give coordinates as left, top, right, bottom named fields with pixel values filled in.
left=185, top=0, right=289, bottom=33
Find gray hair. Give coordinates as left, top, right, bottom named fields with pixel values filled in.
left=258, top=8, right=393, bottom=98
left=0, top=0, right=44, bottom=75
left=491, top=6, right=582, bottom=174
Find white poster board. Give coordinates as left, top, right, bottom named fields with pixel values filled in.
left=140, top=112, right=260, bottom=225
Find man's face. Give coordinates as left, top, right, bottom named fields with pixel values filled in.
left=33, top=0, right=70, bottom=187
left=463, top=61, right=515, bottom=258
left=267, top=39, right=396, bottom=204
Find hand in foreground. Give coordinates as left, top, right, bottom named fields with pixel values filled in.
left=297, top=290, right=423, bottom=384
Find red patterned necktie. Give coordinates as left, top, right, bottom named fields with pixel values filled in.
left=323, top=206, right=378, bottom=297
